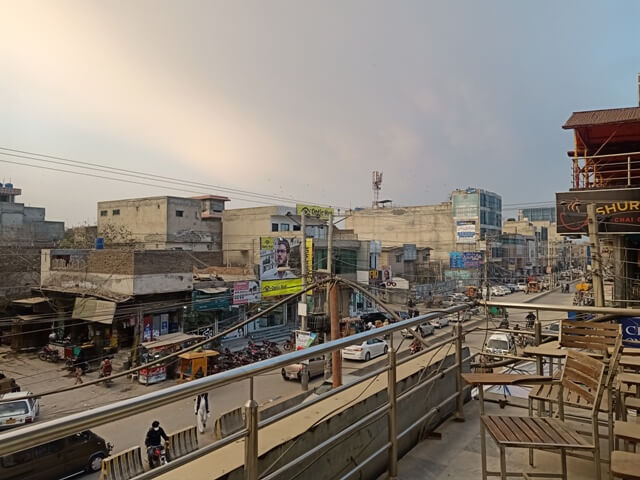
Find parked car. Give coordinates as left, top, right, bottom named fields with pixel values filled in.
left=505, top=284, right=518, bottom=293
left=0, top=430, right=112, bottom=480
left=394, top=311, right=410, bottom=320
left=450, top=293, right=469, bottom=302
left=360, top=312, right=388, bottom=323
left=282, top=357, right=325, bottom=381
left=516, top=282, right=527, bottom=292
left=430, top=316, right=450, bottom=329
left=490, top=286, right=504, bottom=297
left=497, top=286, right=511, bottom=295
left=342, top=338, right=388, bottom=361
left=401, top=323, right=435, bottom=338
left=0, top=392, right=39, bottom=430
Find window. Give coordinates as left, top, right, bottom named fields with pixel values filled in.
left=396, top=254, right=403, bottom=263
left=280, top=223, right=290, bottom=231
left=100, top=210, right=108, bottom=217
left=112, top=209, right=120, bottom=215
left=176, top=210, right=184, bottom=217
left=293, top=224, right=301, bottom=231
left=271, top=223, right=279, bottom=232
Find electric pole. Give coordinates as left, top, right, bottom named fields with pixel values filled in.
left=330, top=281, right=342, bottom=387
left=484, top=239, right=490, bottom=301
left=300, top=212, right=307, bottom=331
left=587, top=204, right=605, bottom=307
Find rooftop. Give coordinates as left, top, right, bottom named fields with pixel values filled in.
left=563, top=106, right=640, bottom=129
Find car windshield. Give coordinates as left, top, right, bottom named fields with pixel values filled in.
left=0, top=401, right=28, bottom=417
left=487, top=340, right=509, bottom=351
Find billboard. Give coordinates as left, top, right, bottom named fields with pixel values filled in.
left=456, top=220, right=477, bottom=243
left=381, top=266, right=392, bottom=283
left=450, top=251, right=483, bottom=269
left=556, top=188, right=640, bottom=234
left=296, top=204, right=334, bottom=220
left=260, top=237, right=302, bottom=280
left=617, top=317, right=640, bottom=348
left=233, top=280, right=261, bottom=305
left=261, top=277, right=303, bottom=297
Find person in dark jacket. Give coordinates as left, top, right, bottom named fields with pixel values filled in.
left=145, top=420, right=169, bottom=465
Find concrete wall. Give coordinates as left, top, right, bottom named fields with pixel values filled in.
left=0, top=247, right=41, bottom=302
left=98, top=197, right=169, bottom=244
left=220, top=348, right=469, bottom=480
left=346, top=204, right=455, bottom=262
left=22, top=207, right=46, bottom=222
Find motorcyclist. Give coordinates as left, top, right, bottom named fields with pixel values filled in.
left=525, top=312, right=536, bottom=329
left=99, top=357, right=112, bottom=378
left=145, top=420, right=169, bottom=466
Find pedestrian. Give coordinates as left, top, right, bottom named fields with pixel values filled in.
left=74, top=366, right=83, bottom=385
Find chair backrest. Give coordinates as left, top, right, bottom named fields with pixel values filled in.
left=559, top=320, right=619, bottom=354
left=561, top=349, right=606, bottom=416
left=602, top=332, right=623, bottom=392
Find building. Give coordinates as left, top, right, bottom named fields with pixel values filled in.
left=0, top=182, right=64, bottom=246
left=558, top=99, right=640, bottom=305
left=451, top=187, right=502, bottom=241
left=39, top=248, right=223, bottom=350
left=345, top=202, right=455, bottom=262
left=519, top=207, right=556, bottom=223
left=97, top=195, right=229, bottom=251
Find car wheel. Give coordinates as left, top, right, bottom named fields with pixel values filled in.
left=383, top=346, right=388, bottom=355
left=364, top=352, right=371, bottom=362
left=281, top=369, right=288, bottom=380
left=87, top=453, right=105, bottom=472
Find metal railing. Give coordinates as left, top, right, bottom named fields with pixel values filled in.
left=0, top=302, right=474, bottom=480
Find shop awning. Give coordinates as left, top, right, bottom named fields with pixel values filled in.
left=11, top=297, right=50, bottom=306
left=72, top=298, right=116, bottom=325
left=141, top=332, right=204, bottom=350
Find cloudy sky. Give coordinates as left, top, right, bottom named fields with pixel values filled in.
left=1, top=1, right=640, bottom=225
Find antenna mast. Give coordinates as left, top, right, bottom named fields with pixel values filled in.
left=372, top=171, right=383, bottom=208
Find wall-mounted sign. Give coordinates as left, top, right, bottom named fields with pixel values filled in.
left=456, top=220, right=477, bottom=244
left=233, top=281, right=261, bottom=305
left=296, top=204, right=334, bottom=220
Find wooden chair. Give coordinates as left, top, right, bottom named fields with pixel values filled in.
left=479, top=337, right=622, bottom=480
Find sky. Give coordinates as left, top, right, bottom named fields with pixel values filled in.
left=1, top=1, right=640, bottom=225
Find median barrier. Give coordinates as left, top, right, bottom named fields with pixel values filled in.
left=99, top=445, right=144, bottom=480
left=214, top=406, right=245, bottom=439
left=167, top=425, right=198, bottom=460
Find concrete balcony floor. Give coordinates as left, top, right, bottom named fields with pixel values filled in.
left=382, top=399, right=608, bottom=480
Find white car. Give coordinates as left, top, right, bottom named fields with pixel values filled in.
left=430, top=316, right=450, bottom=328
left=0, top=392, right=39, bottom=429
left=497, top=286, right=511, bottom=295
left=516, top=283, right=527, bottom=292
left=342, top=338, right=388, bottom=361
left=401, top=323, right=435, bottom=338
left=490, top=286, right=504, bottom=297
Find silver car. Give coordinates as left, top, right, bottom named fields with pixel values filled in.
left=430, top=316, right=450, bottom=328
left=401, top=323, right=435, bottom=338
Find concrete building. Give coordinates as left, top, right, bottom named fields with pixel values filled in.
left=97, top=195, right=229, bottom=251
left=502, top=219, right=546, bottom=276
left=345, top=202, right=455, bottom=262
left=451, top=187, right=502, bottom=240
left=0, top=183, right=64, bottom=246
left=519, top=207, right=556, bottom=223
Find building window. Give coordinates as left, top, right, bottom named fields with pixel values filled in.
left=396, top=254, right=403, bottom=263
left=176, top=210, right=184, bottom=217
left=271, top=223, right=279, bottom=232
left=112, top=209, right=120, bottom=216
left=280, top=223, right=290, bottom=231
left=293, top=224, right=301, bottom=231
left=100, top=210, right=108, bottom=217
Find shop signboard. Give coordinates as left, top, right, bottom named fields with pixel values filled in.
left=193, top=289, right=231, bottom=311
left=556, top=188, right=640, bottom=234
left=296, top=204, right=334, bottom=220
left=138, top=365, right=167, bottom=384
left=462, top=252, right=482, bottom=268
left=295, top=330, right=317, bottom=350
left=261, top=277, right=303, bottom=297
left=233, top=280, right=261, bottom=305
left=456, top=220, right=477, bottom=244
left=381, top=266, right=392, bottom=283
left=160, top=313, right=169, bottom=336
left=143, top=316, right=153, bottom=342
left=617, top=317, right=640, bottom=348
left=450, top=252, right=463, bottom=269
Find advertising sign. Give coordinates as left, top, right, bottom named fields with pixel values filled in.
left=556, top=188, right=640, bottom=234
left=296, top=204, right=334, bottom=220
left=381, top=266, right=392, bottom=283
left=456, top=220, right=477, bottom=244
left=233, top=280, right=261, bottom=305
left=261, top=277, right=303, bottom=297
left=260, top=236, right=302, bottom=280
left=138, top=365, right=167, bottom=384
left=617, top=317, right=640, bottom=348
left=450, top=252, right=483, bottom=269
left=295, top=330, right=317, bottom=350
left=143, top=315, right=153, bottom=342
left=450, top=252, right=463, bottom=269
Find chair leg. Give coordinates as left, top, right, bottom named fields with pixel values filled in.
left=500, top=446, right=507, bottom=480
left=528, top=398, right=534, bottom=466
left=595, top=445, right=602, bottom=480
left=481, top=422, right=487, bottom=480
left=561, top=447, right=567, bottom=480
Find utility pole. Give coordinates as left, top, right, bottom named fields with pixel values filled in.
left=484, top=239, right=491, bottom=301
left=330, top=281, right=342, bottom=387
left=300, top=212, right=307, bottom=331
left=324, top=213, right=335, bottom=381
left=587, top=204, right=605, bottom=307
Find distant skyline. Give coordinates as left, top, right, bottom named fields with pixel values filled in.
left=2, top=1, right=640, bottom=225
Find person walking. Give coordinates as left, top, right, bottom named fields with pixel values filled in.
left=74, top=366, right=83, bottom=385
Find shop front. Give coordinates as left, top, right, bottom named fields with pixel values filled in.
left=138, top=332, right=204, bottom=385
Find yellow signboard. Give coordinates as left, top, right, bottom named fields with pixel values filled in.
left=260, top=237, right=274, bottom=250
left=296, top=204, right=334, bottom=220
left=261, top=278, right=303, bottom=297
left=305, top=237, right=313, bottom=294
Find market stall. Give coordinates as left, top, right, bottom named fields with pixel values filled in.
left=138, top=333, right=204, bottom=385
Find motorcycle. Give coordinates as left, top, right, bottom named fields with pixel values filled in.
left=147, top=443, right=168, bottom=468
left=65, top=357, right=88, bottom=374
left=409, top=340, right=423, bottom=355
left=38, top=346, right=60, bottom=363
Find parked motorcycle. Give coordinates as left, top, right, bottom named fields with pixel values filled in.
left=147, top=444, right=168, bottom=468
left=38, top=346, right=60, bottom=363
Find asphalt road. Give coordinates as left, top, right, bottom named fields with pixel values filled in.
left=60, top=288, right=575, bottom=479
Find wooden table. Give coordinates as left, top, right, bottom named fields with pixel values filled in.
left=461, top=373, right=553, bottom=480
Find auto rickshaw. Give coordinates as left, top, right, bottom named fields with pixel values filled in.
left=177, top=350, right=219, bottom=382
left=526, top=280, right=539, bottom=294
left=464, top=285, right=478, bottom=299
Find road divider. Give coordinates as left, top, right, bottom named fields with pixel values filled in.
left=99, top=445, right=144, bottom=480
left=167, top=425, right=199, bottom=460
left=214, top=407, right=245, bottom=439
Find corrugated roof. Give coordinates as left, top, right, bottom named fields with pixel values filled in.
left=11, top=297, right=49, bottom=305
left=563, top=106, right=640, bottom=129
